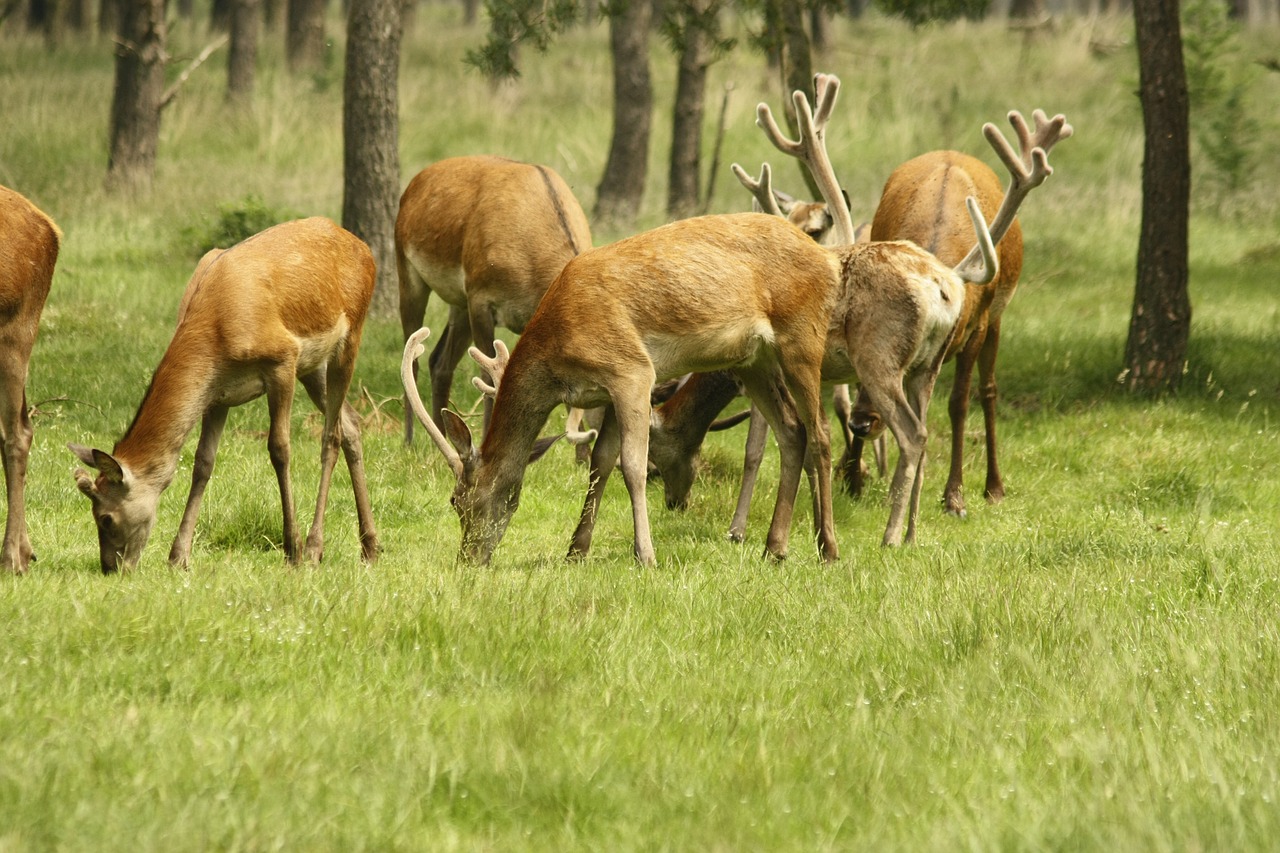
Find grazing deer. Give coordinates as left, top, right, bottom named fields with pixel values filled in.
left=396, top=155, right=592, bottom=444
left=403, top=74, right=998, bottom=565
left=70, top=218, right=379, bottom=572
left=0, top=186, right=59, bottom=574
left=845, top=109, right=1073, bottom=515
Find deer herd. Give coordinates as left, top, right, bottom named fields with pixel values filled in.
left=1, top=72, right=1071, bottom=574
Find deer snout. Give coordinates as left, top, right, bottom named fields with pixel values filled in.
left=850, top=411, right=885, bottom=441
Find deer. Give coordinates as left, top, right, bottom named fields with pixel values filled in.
left=844, top=109, right=1073, bottom=515
left=396, top=155, right=593, bottom=445
left=0, top=186, right=59, bottom=574
left=70, top=217, right=379, bottom=573
left=402, top=73, right=998, bottom=566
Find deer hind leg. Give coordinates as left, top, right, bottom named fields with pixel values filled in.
left=727, top=403, right=769, bottom=544
left=264, top=364, right=302, bottom=563
left=779, top=362, right=837, bottom=562
left=943, top=328, right=985, bottom=518
left=398, top=264, right=431, bottom=446
left=569, top=405, right=620, bottom=561
left=168, top=405, right=229, bottom=568
left=0, top=364, right=33, bottom=573
left=613, top=385, right=658, bottom=566
left=736, top=370, right=806, bottom=562
left=428, top=303, right=473, bottom=430
left=863, top=373, right=927, bottom=548
left=902, top=365, right=944, bottom=545
left=977, top=320, right=1005, bottom=505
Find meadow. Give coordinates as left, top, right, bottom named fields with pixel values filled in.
left=2, top=6, right=1280, bottom=850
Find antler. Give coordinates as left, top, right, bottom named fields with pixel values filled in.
left=957, top=109, right=1073, bottom=269
left=402, top=327, right=465, bottom=477
left=754, top=72, right=858, bottom=246
left=955, top=196, right=999, bottom=285
left=730, top=162, right=785, bottom=218
left=468, top=339, right=511, bottom=399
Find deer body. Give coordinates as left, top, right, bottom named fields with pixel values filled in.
left=396, top=155, right=592, bottom=443
left=406, top=212, right=843, bottom=568
left=0, top=186, right=59, bottom=573
left=71, top=217, right=378, bottom=572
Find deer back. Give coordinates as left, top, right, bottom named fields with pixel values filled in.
left=395, top=155, right=591, bottom=330
left=0, top=186, right=59, bottom=331
left=870, top=151, right=1023, bottom=356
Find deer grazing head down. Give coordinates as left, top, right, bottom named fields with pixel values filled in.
left=396, top=155, right=592, bottom=446
left=71, top=218, right=379, bottom=572
left=0, top=185, right=59, bottom=574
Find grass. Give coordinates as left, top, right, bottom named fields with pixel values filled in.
left=3, top=6, right=1280, bottom=850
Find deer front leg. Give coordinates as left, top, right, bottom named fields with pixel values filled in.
left=782, top=364, right=837, bottom=562
left=299, top=370, right=347, bottom=563
left=339, top=401, right=379, bottom=562
left=399, top=266, right=431, bottom=446
left=943, top=329, right=983, bottom=518
left=614, top=393, right=657, bottom=567
left=169, top=405, right=230, bottom=568
left=264, top=368, right=301, bottom=563
left=0, top=385, right=34, bottom=573
left=727, top=404, right=769, bottom=543
left=736, top=371, right=805, bottom=561
left=569, top=405, right=620, bottom=561
left=467, top=303, right=500, bottom=435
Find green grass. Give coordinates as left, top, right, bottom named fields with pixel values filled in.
left=3, top=7, right=1280, bottom=850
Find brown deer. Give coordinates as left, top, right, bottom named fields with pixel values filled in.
left=403, top=74, right=998, bottom=565
left=845, top=109, right=1073, bottom=515
left=70, top=218, right=379, bottom=572
left=396, top=155, right=592, bottom=444
left=0, top=186, right=59, bottom=574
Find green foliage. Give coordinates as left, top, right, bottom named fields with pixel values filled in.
left=464, top=0, right=583, bottom=78
left=874, top=0, right=991, bottom=27
left=182, top=195, right=303, bottom=257
left=1181, top=0, right=1258, bottom=192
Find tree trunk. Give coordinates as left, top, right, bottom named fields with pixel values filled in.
left=461, top=0, right=478, bottom=24
left=594, top=0, right=653, bottom=226
left=667, top=1, right=711, bottom=219
left=98, top=0, right=119, bottom=36
left=1125, top=0, right=1191, bottom=392
left=227, top=0, right=259, bottom=104
left=106, top=0, right=166, bottom=193
left=342, top=0, right=403, bottom=315
left=209, top=0, right=230, bottom=30
left=286, top=0, right=327, bottom=72
left=770, top=0, right=819, bottom=199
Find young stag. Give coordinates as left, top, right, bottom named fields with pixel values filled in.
left=845, top=109, right=1073, bottom=514
left=70, top=218, right=378, bottom=572
left=0, top=186, right=59, bottom=574
left=396, top=155, right=592, bottom=444
left=645, top=74, right=1001, bottom=546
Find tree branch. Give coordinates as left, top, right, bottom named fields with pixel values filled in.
left=159, top=33, right=229, bottom=111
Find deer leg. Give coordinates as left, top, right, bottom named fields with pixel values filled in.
left=0, top=374, right=33, bottom=574
left=467, top=304, right=500, bottom=437
left=398, top=268, right=431, bottom=446
left=977, top=320, right=1005, bottom=505
left=902, top=366, right=943, bottom=545
left=568, top=405, right=620, bottom=561
left=736, top=371, right=804, bottom=562
left=340, top=401, right=379, bottom=562
left=727, top=404, right=769, bottom=544
left=943, top=329, right=984, bottom=518
left=862, top=376, right=927, bottom=548
left=613, top=388, right=658, bottom=566
left=264, top=366, right=301, bottom=563
left=832, top=383, right=862, bottom=496
left=780, top=363, right=837, bottom=562
left=428, top=303, right=472, bottom=430
left=168, top=405, right=230, bottom=568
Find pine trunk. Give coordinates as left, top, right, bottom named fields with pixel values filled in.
left=342, top=0, right=403, bottom=315
left=227, top=0, right=259, bottom=104
left=667, top=4, right=709, bottom=220
left=593, top=0, right=652, bottom=227
left=105, top=0, right=166, bottom=192
left=1125, top=0, right=1191, bottom=392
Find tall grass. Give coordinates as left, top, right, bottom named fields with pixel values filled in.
left=2, top=7, right=1280, bottom=850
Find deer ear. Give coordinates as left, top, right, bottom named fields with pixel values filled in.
left=68, top=444, right=127, bottom=485
left=439, top=410, right=474, bottom=458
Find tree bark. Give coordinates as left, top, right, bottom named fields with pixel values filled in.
left=227, top=0, right=259, bottom=104
left=342, top=0, right=403, bottom=314
left=769, top=0, right=819, bottom=199
left=1125, top=0, right=1191, bottom=393
left=98, top=0, right=119, bottom=36
left=106, top=0, right=166, bottom=193
left=286, top=0, right=327, bottom=72
left=667, top=0, right=711, bottom=219
left=593, top=0, right=652, bottom=227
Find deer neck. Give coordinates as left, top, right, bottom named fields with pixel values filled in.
left=477, top=357, right=559, bottom=488
left=113, top=344, right=217, bottom=488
